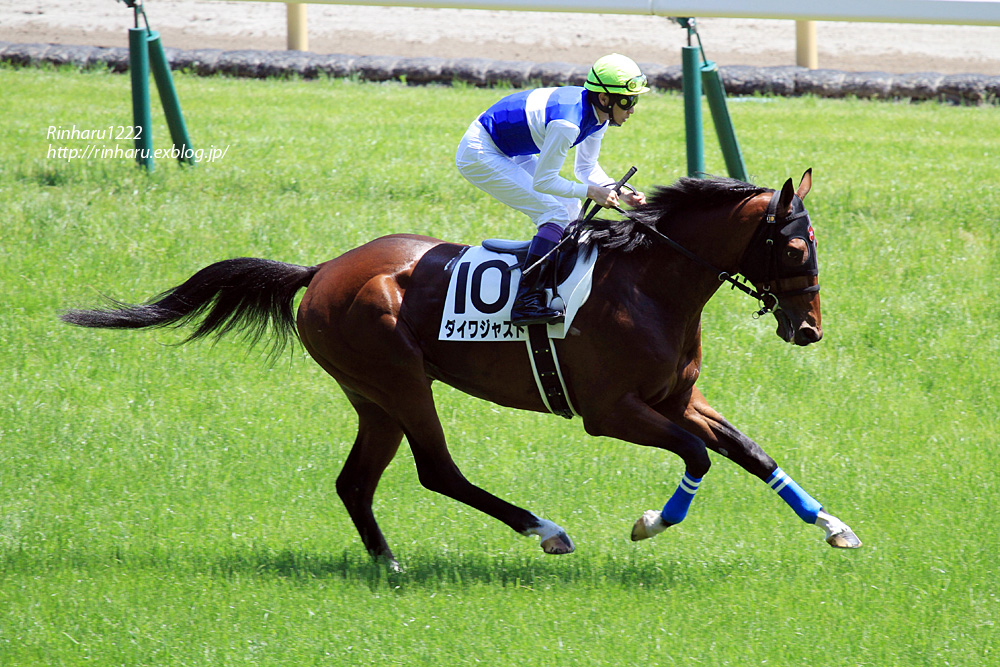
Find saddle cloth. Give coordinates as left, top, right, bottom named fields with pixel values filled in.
left=437, top=240, right=597, bottom=342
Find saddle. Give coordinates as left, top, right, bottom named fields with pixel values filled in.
left=482, top=225, right=584, bottom=287
left=437, top=226, right=596, bottom=344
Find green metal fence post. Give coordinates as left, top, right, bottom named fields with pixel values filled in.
left=681, top=45, right=704, bottom=178
left=702, top=60, right=748, bottom=182
left=128, top=26, right=154, bottom=171
left=147, top=30, right=196, bottom=166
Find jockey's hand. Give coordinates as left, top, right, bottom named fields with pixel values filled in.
left=587, top=185, right=619, bottom=209
left=621, top=190, right=646, bottom=208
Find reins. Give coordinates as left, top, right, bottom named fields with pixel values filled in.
left=522, top=166, right=638, bottom=278
left=584, top=173, right=819, bottom=319
left=638, top=218, right=780, bottom=319
left=527, top=167, right=820, bottom=319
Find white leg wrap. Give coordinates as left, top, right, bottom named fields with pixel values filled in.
left=815, top=510, right=863, bottom=548
left=631, top=509, right=670, bottom=541
left=523, top=516, right=565, bottom=542
left=815, top=510, right=849, bottom=539
left=523, top=515, right=575, bottom=554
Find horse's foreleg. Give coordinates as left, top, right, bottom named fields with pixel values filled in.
left=584, top=394, right=712, bottom=541
left=630, top=468, right=704, bottom=542
left=684, top=388, right=862, bottom=549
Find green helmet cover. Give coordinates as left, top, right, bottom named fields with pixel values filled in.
left=585, top=53, right=650, bottom=96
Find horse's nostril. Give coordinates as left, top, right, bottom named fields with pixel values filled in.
left=797, top=327, right=822, bottom=344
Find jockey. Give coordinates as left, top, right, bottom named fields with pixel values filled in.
left=456, top=53, right=650, bottom=326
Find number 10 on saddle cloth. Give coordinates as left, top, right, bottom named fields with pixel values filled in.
left=437, top=243, right=598, bottom=342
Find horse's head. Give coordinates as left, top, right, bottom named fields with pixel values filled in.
left=739, top=170, right=822, bottom=346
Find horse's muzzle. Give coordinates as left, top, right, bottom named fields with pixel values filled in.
left=794, top=325, right=823, bottom=346
left=775, top=309, right=823, bottom=346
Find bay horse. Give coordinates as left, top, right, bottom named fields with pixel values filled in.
left=60, top=170, right=861, bottom=570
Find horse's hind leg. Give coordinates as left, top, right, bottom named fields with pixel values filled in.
left=336, top=393, right=405, bottom=569
left=392, top=379, right=574, bottom=555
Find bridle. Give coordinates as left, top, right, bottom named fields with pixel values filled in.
left=631, top=189, right=821, bottom=319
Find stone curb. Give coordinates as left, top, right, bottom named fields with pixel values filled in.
left=3, top=41, right=999, bottom=104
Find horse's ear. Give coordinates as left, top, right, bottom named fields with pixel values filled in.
left=796, top=168, right=813, bottom=200
left=778, top=177, right=795, bottom=214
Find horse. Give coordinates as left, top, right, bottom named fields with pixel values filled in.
left=60, top=170, right=861, bottom=570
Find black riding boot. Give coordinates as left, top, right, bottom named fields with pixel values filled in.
left=511, top=236, right=564, bottom=326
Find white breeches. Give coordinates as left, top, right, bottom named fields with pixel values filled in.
left=455, top=121, right=582, bottom=230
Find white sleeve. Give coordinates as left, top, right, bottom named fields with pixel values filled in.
left=574, top=125, right=614, bottom=187
left=532, top=120, right=590, bottom=201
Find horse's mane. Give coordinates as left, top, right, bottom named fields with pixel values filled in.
left=582, top=176, right=771, bottom=253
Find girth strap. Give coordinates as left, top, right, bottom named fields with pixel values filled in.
left=525, top=324, right=577, bottom=419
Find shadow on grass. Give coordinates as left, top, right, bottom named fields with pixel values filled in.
left=210, top=546, right=690, bottom=589
left=208, top=547, right=774, bottom=592
left=4, top=540, right=772, bottom=591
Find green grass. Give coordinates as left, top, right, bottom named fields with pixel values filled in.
left=2, top=66, right=999, bottom=666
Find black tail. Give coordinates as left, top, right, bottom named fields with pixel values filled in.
left=60, top=258, right=320, bottom=357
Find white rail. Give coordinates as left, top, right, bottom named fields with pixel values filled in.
left=267, top=1, right=1000, bottom=67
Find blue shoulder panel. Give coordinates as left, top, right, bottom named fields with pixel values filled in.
left=478, top=89, right=536, bottom=157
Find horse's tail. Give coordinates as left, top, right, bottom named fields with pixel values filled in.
left=60, top=258, right=320, bottom=357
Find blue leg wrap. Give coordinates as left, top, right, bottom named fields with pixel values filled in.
left=766, top=467, right=822, bottom=523
left=660, top=472, right=702, bottom=525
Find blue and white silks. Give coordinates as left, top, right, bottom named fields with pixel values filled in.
left=455, top=86, right=610, bottom=229
left=478, top=86, right=605, bottom=157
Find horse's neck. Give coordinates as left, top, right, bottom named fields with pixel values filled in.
left=668, top=196, right=765, bottom=269
left=625, top=195, right=767, bottom=310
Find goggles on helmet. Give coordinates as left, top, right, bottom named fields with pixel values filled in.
left=587, top=68, right=648, bottom=97
left=623, top=74, right=648, bottom=94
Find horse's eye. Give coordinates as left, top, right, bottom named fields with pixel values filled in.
left=783, top=240, right=809, bottom=265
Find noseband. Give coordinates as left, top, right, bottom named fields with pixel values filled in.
left=738, top=190, right=821, bottom=316
left=633, top=190, right=820, bottom=318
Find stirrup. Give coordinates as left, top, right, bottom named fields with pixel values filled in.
left=511, top=310, right=564, bottom=326
left=511, top=293, right=564, bottom=326
left=510, top=310, right=566, bottom=327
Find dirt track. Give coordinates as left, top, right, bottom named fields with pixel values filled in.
left=2, top=1, right=1000, bottom=75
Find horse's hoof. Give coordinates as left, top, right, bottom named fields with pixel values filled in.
left=815, top=510, right=862, bottom=549
left=827, top=529, right=863, bottom=549
left=374, top=555, right=405, bottom=573
left=540, top=531, right=575, bottom=555
left=631, top=510, right=670, bottom=541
